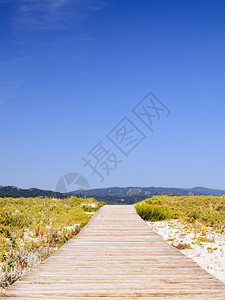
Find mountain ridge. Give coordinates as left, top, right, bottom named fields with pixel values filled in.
left=0, top=185, right=225, bottom=204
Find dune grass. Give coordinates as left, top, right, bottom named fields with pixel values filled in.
left=0, top=196, right=105, bottom=288
left=135, top=195, right=225, bottom=228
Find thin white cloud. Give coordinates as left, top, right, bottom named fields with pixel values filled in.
left=10, top=0, right=106, bottom=30
left=0, top=0, right=107, bottom=107
left=0, top=81, right=24, bottom=107
left=0, top=60, right=26, bottom=107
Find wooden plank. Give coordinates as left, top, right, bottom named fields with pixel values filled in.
left=1, top=205, right=225, bottom=299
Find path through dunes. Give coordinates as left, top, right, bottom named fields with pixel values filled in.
left=2, top=205, right=225, bottom=299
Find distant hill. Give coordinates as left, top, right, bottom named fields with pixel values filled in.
left=0, top=185, right=225, bottom=204
left=71, top=186, right=225, bottom=204
left=189, top=186, right=225, bottom=196
left=0, top=186, right=67, bottom=199
left=71, top=186, right=190, bottom=198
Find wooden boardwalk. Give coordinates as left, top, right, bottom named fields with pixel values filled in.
left=2, top=205, right=225, bottom=299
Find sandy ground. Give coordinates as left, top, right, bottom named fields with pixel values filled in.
left=147, top=220, right=225, bottom=283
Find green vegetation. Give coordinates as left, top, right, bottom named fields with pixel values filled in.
left=207, top=247, right=218, bottom=251
left=135, top=202, right=173, bottom=221
left=135, top=195, right=225, bottom=228
left=0, top=196, right=105, bottom=288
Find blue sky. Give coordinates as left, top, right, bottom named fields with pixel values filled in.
left=0, top=0, right=225, bottom=191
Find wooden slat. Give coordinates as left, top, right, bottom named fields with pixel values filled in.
left=1, top=205, right=225, bottom=299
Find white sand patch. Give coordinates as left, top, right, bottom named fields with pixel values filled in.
left=63, top=224, right=80, bottom=231
left=147, top=220, right=225, bottom=283
left=81, top=203, right=98, bottom=208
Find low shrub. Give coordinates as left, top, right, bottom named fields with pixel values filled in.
left=135, top=203, right=173, bottom=221
left=135, top=195, right=225, bottom=228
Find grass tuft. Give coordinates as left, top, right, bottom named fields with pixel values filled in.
left=0, top=196, right=104, bottom=289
